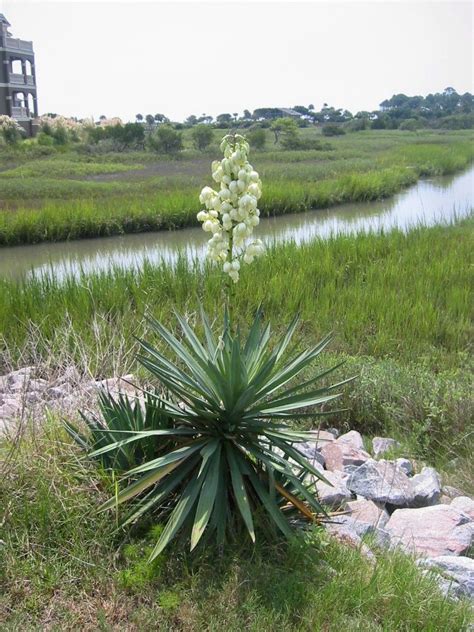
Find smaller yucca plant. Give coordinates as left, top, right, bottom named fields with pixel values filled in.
left=80, top=309, right=352, bottom=560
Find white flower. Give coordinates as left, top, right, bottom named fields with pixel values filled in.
left=196, top=134, right=265, bottom=282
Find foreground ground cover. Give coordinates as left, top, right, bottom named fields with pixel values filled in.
left=1, top=419, right=471, bottom=631
left=0, top=130, right=472, bottom=245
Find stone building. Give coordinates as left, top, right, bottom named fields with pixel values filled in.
left=0, top=14, right=38, bottom=135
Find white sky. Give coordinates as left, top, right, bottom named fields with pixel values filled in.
left=1, top=0, right=473, bottom=122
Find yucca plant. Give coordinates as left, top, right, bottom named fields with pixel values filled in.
left=66, top=391, right=174, bottom=471
left=83, top=309, right=352, bottom=560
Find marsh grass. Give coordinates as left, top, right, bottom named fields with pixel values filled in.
left=1, top=218, right=471, bottom=369
left=0, top=131, right=472, bottom=245
left=1, top=419, right=471, bottom=631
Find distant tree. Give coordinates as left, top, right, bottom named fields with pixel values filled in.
left=399, top=118, right=422, bottom=131
left=247, top=127, right=266, bottom=150
left=271, top=117, right=299, bottom=146
left=136, top=113, right=143, bottom=122
left=186, top=114, right=198, bottom=126
left=154, top=113, right=169, bottom=124
left=308, top=104, right=315, bottom=110
left=99, top=115, right=107, bottom=121
left=148, top=124, right=183, bottom=153
left=145, top=114, right=155, bottom=126
left=216, top=113, right=233, bottom=126
left=191, top=123, right=214, bottom=150
left=233, top=113, right=239, bottom=121
left=253, top=107, right=282, bottom=120
left=243, top=109, right=252, bottom=119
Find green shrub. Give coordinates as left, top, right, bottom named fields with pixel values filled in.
left=399, top=118, right=423, bottom=131
left=191, top=124, right=214, bottom=151
left=148, top=125, right=184, bottom=153
left=322, top=124, right=345, bottom=136
left=246, top=127, right=266, bottom=150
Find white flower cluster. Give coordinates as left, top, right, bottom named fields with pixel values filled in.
left=38, top=115, right=82, bottom=132
left=0, top=115, right=23, bottom=133
left=197, top=134, right=264, bottom=283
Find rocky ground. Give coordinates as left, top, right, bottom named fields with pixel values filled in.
left=1, top=366, right=473, bottom=602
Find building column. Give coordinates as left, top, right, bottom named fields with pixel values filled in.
left=21, top=59, right=27, bottom=78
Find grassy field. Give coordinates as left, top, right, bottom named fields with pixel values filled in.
left=1, top=218, right=472, bottom=468
left=1, top=130, right=473, bottom=629
left=0, top=129, right=472, bottom=245
left=1, top=418, right=472, bottom=631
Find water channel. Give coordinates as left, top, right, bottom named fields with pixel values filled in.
left=1, top=166, right=472, bottom=281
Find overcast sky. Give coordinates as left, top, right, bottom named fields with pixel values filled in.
left=1, top=0, right=472, bottom=122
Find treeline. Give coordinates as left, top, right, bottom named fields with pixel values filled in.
left=150, top=87, right=474, bottom=132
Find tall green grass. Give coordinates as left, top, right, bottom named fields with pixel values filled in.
left=0, top=132, right=472, bottom=246
left=1, top=218, right=471, bottom=371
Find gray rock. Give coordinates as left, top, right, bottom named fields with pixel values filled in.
left=451, top=496, right=474, bottom=521
left=396, top=458, right=413, bottom=476
left=442, top=485, right=464, bottom=500
left=325, top=522, right=376, bottom=563
left=411, top=467, right=441, bottom=507
left=337, top=430, right=365, bottom=450
left=314, top=470, right=352, bottom=508
left=372, top=436, right=400, bottom=458
left=419, top=556, right=474, bottom=599
left=346, top=459, right=415, bottom=506
left=385, top=505, right=473, bottom=557
left=296, top=441, right=326, bottom=467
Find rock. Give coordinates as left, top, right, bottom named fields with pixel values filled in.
left=6, top=366, right=34, bottom=391
left=321, top=442, right=370, bottom=472
left=385, top=505, right=473, bottom=557
left=442, top=485, right=464, bottom=500
left=418, top=556, right=474, bottom=599
left=451, top=496, right=474, bottom=521
left=410, top=467, right=441, bottom=507
left=325, top=524, right=376, bottom=563
left=396, top=458, right=413, bottom=476
left=295, top=441, right=326, bottom=468
left=305, top=429, right=336, bottom=449
left=314, top=470, right=352, bottom=508
left=337, top=430, right=365, bottom=450
left=346, top=459, right=415, bottom=506
left=346, top=498, right=390, bottom=529
left=372, top=436, right=400, bottom=458
left=327, top=427, right=340, bottom=438
left=48, top=386, right=69, bottom=400
left=93, top=374, right=137, bottom=397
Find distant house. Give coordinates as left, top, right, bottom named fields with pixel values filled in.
left=252, top=107, right=303, bottom=121
left=0, top=14, right=38, bottom=136
left=275, top=108, right=302, bottom=118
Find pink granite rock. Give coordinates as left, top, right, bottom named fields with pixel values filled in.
left=385, top=505, right=473, bottom=557
left=346, top=498, right=390, bottom=529
left=321, top=442, right=370, bottom=472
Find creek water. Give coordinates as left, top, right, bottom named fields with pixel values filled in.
left=1, top=166, right=472, bottom=281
